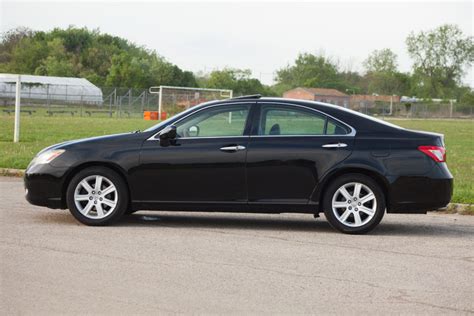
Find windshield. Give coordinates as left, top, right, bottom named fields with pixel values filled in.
left=143, top=100, right=223, bottom=132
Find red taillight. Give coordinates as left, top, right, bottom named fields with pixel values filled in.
left=418, top=146, right=446, bottom=162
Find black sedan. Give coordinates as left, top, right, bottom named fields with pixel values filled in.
left=25, top=95, right=453, bottom=234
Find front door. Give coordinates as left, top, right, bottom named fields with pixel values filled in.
left=246, top=103, right=354, bottom=206
left=134, top=103, right=252, bottom=205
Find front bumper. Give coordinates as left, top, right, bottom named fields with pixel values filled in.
left=24, top=164, right=68, bottom=209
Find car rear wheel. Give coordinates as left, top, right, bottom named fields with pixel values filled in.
left=323, top=174, right=385, bottom=234
left=66, top=167, right=128, bottom=226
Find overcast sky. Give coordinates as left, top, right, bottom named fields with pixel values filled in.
left=1, top=0, right=473, bottom=86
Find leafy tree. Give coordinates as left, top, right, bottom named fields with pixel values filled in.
left=275, top=53, right=340, bottom=88
left=363, top=48, right=398, bottom=73
left=0, top=26, right=34, bottom=65
left=0, top=26, right=197, bottom=89
left=363, top=49, right=407, bottom=95
left=35, top=56, right=75, bottom=77
left=406, top=24, right=474, bottom=98
left=201, top=68, right=272, bottom=96
left=459, top=89, right=474, bottom=105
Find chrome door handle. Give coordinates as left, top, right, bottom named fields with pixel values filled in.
left=220, top=145, right=246, bottom=152
left=322, top=143, right=347, bottom=148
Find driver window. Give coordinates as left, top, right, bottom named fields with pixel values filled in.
left=175, top=105, right=250, bottom=138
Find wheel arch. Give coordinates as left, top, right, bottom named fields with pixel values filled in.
left=314, top=167, right=390, bottom=213
left=61, top=161, right=131, bottom=209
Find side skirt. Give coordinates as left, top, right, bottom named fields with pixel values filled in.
left=131, top=201, right=317, bottom=214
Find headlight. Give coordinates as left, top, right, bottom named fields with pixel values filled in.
left=32, top=149, right=65, bottom=165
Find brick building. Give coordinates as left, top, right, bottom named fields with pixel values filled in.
left=283, top=87, right=400, bottom=110
left=283, top=87, right=350, bottom=108
left=349, top=94, right=400, bottom=110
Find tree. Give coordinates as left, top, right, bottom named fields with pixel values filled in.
left=0, top=26, right=197, bottom=89
left=201, top=68, right=271, bottom=96
left=362, top=49, right=413, bottom=95
left=406, top=24, right=474, bottom=98
left=363, top=48, right=398, bottom=74
left=275, top=53, right=341, bottom=88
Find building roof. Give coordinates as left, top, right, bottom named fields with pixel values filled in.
left=0, top=73, right=103, bottom=103
left=350, top=94, right=400, bottom=102
left=301, top=87, right=348, bottom=97
left=0, top=73, right=98, bottom=88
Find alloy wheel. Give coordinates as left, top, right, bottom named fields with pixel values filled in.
left=331, top=182, right=377, bottom=227
left=73, top=175, right=118, bottom=219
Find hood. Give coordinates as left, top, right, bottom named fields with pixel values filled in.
left=38, top=132, right=138, bottom=154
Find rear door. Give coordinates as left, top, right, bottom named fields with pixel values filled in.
left=246, top=102, right=354, bottom=206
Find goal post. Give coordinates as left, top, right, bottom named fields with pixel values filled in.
left=14, top=75, right=21, bottom=143
left=0, top=73, right=22, bottom=142
left=149, top=85, right=233, bottom=119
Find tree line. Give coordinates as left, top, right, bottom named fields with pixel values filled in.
left=0, top=25, right=473, bottom=103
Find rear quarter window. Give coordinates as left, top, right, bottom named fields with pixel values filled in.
left=326, top=119, right=350, bottom=135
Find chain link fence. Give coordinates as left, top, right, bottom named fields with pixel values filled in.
left=350, top=101, right=474, bottom=119
left=1, top=83, right=473, bottom=119
left=0, top=84, right=163, bottom=118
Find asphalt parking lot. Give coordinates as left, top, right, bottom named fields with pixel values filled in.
left=1, top=176, right=473, bottom=314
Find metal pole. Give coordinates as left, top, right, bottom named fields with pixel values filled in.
left=389, top=95, right=393, bottom=116
left=14, top=75, right=21, bottom=143
left=158, top=86, right=163, bottom=120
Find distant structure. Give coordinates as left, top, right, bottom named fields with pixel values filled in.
left=283, top=87, right=401, bottom=110
left=0, top=74, right=103, bottom=104
left=350, top=94, right=400, bottom=110
left=283, top=87, right=350, bottom=107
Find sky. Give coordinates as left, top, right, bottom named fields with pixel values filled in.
left=1, top=0, right=473, bottom=86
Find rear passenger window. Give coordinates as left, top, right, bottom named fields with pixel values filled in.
left=259, top=105, right=350, bottom=136
left=260, top=107, right=326, bottom=135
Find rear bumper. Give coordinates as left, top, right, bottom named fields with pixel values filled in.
left=24, top=164, right=68, bottom=209
left=387, top=163, right=453, bottom=214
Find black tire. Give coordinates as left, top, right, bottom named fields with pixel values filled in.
left=66, top=166, right=129, bottom=226
left=323, top=173, right=385, bottom=234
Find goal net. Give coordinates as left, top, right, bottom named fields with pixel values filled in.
left=149, top=85, right=233, bottom=118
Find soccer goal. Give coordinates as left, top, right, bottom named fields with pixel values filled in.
left=148, top=85, right=233, bottom=119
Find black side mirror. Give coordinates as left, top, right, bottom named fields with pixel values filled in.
left=158, top=125, right=177, bottom=140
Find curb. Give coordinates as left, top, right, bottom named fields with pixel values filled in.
left=0, top=168, right=472, bottom=215
left=0, top=168, right=24, bottom=177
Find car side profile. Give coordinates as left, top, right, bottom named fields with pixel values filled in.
left=25, top=95, right=453, bottom=234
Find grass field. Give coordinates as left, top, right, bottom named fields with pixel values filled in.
left=1, top=115, right=473, bottom=203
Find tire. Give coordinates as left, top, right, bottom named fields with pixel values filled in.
left=66, top=166, right=129, bottom=226
left=323, top=173, right=385, bottom=234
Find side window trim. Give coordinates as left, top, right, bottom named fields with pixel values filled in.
left=251, top=102, right=356, bottom=137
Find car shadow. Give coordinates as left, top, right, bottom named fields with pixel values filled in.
left=118, top=212, right=335, bottom=233
left=372, top=221, right=474, bottom=237
left=36, top=211, right=472, bottom=238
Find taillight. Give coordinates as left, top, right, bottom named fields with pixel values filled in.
left=418, top=146, right=446, bottom=162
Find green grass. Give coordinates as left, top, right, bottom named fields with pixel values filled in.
left=0, top=116, right=157, bottom=169
left=1, top=115, right=473, bottom=203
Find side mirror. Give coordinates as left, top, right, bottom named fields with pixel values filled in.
left=188, top=125, right=200, bottom=137
left=158, top=125, right=177, bottom=140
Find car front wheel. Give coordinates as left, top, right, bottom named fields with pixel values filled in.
left=66, top=167, right=128, bottom=226
left=323, top=174, right=385, bottom=234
